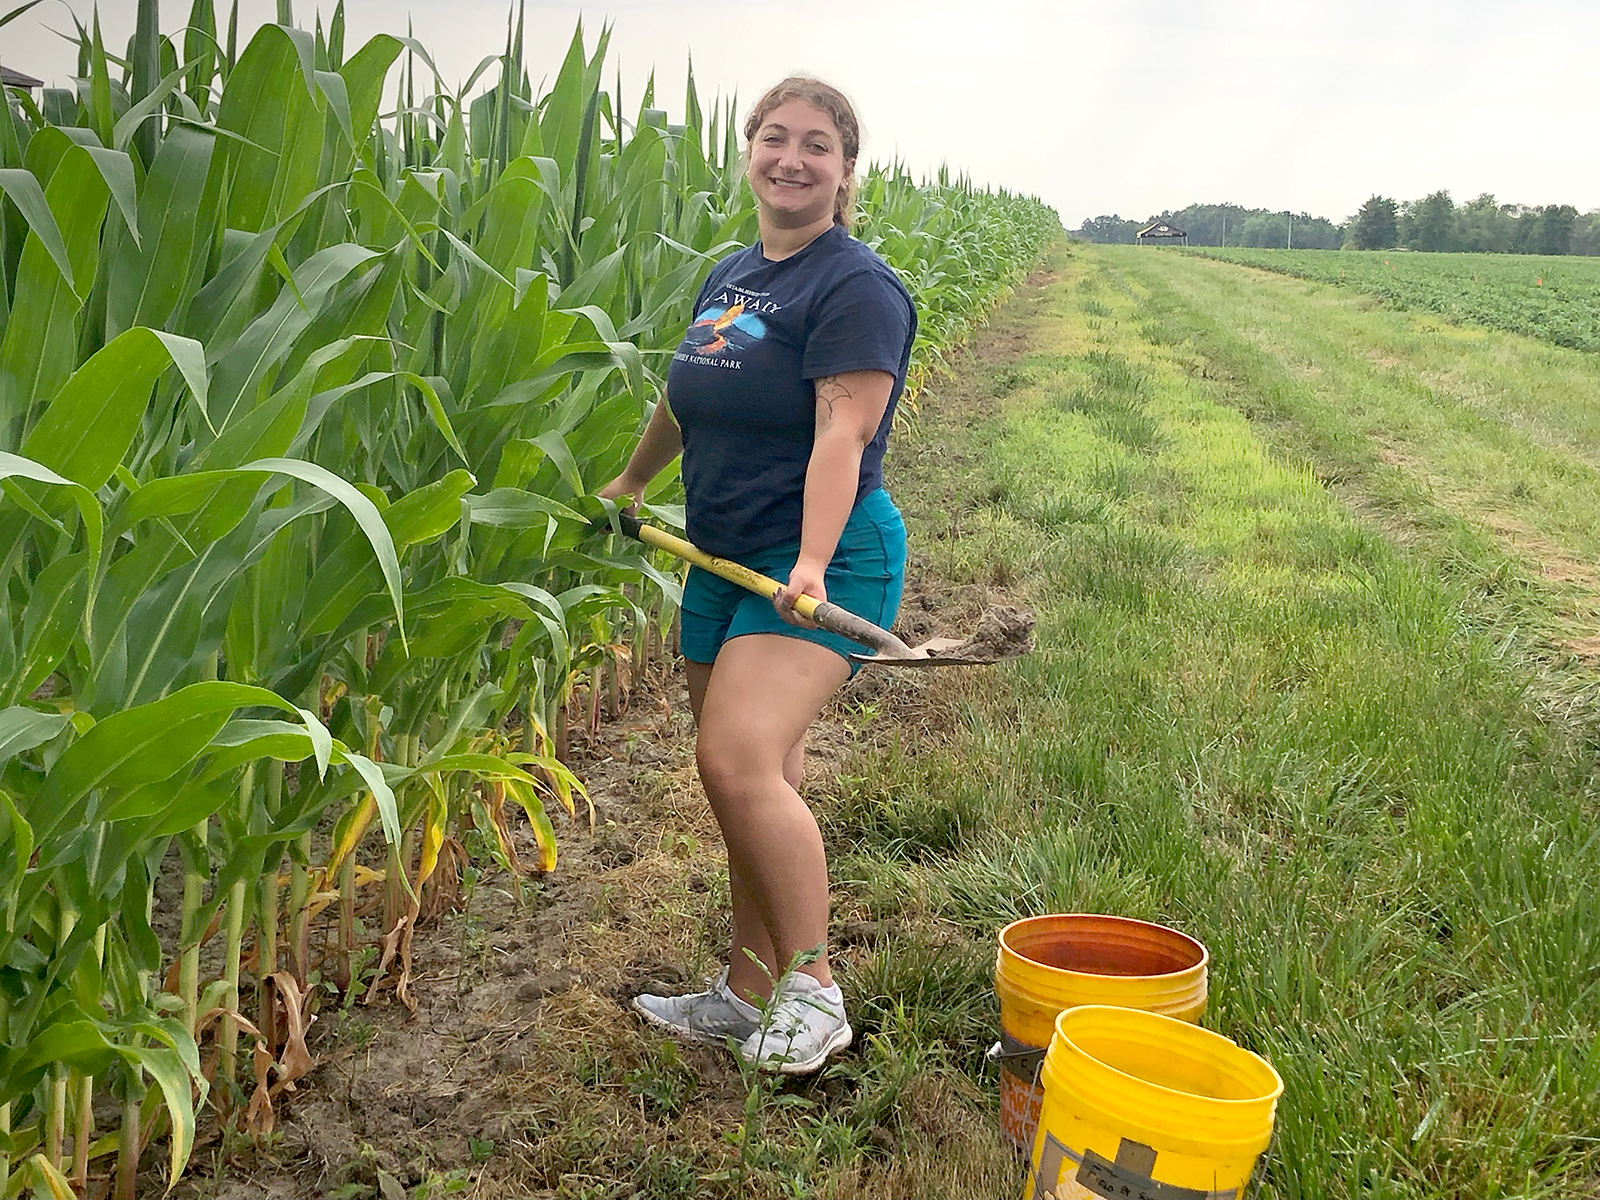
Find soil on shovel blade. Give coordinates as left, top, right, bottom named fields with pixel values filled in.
left=946, top=605, right=1036, bottom=663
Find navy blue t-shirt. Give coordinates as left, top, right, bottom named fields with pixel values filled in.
left=666, top=224, right=917, bottom=557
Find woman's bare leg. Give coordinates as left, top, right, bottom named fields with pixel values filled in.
left=687, top=658, right=815, bottom=1003
left=692, top=635, right=849, bottom=1005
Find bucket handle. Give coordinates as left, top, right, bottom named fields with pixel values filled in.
left=986, top=1034, right=1046, bottom=1086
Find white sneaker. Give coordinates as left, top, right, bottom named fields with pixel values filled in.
left=632, top=967, right=761, bottom=1045
left=737, top=972, right=853, bottom=1075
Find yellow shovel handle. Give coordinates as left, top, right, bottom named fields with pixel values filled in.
left=628, top=520, right=820, bottom=619
left=613, top=513, right=913, bottom=658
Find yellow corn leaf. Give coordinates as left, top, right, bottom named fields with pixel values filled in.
left=24, top=1153, right=74, bottom=1199
left=509, top=749, right=590, bottom=823
left=506, top=776, right=558, bottom=873
left=416, top=793, right=446, bottom=891
left=323, top=794, right=378, bottom=880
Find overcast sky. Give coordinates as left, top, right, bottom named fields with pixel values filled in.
left=5, top=0, right=1596, bottom=226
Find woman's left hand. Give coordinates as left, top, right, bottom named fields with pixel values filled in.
left=774, top=559, right=828, bottom=628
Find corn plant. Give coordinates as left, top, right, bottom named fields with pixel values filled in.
left=0, top=1, right=1057, bottom=1192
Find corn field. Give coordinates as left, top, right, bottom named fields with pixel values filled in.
left=0, top=0, right=1058, bottom=1193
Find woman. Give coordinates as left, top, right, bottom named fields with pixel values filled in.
left=598, top=77, right=915, bottom=1075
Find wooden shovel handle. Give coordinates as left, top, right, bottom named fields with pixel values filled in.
left=614, top=513, right=914, bottom=658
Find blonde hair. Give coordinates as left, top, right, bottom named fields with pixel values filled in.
left=743, top=77, right=860, bottom=227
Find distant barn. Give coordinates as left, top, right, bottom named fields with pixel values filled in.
left=1136, top=220, right=1188, bottom=246
left=2, top=66, right=44, bottom=91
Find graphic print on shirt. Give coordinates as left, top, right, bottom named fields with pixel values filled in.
left=677, top=287, right=779, bottom=367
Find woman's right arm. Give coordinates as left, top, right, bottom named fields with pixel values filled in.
left=597, top=394, right=682, bottom=510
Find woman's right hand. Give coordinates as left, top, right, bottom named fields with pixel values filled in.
left=597, top=473, right=644, bottom=514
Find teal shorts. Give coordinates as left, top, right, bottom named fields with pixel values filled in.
left=681, top=488, right=907, bottom=673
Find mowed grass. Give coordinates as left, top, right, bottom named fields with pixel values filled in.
left=815, top=239, right=1598, bottom=1198
left=1097, top=245, right=1598, bottom=677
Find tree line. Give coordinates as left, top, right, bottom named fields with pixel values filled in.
left=1075, top=195, right=1600, bottom=255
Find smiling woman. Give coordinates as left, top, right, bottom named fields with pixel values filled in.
left=601, top=76, right=919, bottom=1076
left=743, top=77, right=862, bottom=240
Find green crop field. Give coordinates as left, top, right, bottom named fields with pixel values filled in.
left=1185, top=247, right=1600, bottom=352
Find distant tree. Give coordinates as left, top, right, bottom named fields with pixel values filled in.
left=1074, top=196, right=1588, bottom=254
left=1531, top=204, right=1578, bottom=255
left=1348, top=196, right=1399, bottom=249
left=1507, top=205, right=1542, bottom=253
left=1239, top=212, right=1288, bottom=247
left=1291, top=215, right=1343, bottom=249
left=1075, top=215, right=1142, bottom=244
left=1401, top=190, right=1457, bottom=251
left=1159, top=202, right=1252, bottom=247
left=1458, top=193, right=1512, bottom=253
left=1568, top=210, right=1600, bottom=257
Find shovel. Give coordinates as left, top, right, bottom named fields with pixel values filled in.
left=607, top=512, right=1032, bottom=668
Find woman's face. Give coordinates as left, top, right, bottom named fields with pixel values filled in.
left=746, top=99, right=849, bottom=228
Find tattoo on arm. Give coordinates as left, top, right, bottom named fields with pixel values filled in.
left=815, top=374, right=855, bottom=428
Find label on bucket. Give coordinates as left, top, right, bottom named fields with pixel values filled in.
left=999, top=1064, right=1044, bottom=1153
left=1030, top=1135, right=1239, bottom=1200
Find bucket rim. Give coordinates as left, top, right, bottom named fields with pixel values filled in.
left=998, top=913, right=1210, bottom=981
left=1052, top=1004, right=1285, bottom=1108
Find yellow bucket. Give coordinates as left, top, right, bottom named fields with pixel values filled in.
left=1024, top=1005, right=1283, bottom=1200
left=994, top=914, right=1207, bottom=1152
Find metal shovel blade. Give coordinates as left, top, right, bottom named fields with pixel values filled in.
left=849, top=637, right=1007, bottom=669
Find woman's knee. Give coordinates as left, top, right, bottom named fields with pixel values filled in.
left=695, top=729, right=772, bottom=805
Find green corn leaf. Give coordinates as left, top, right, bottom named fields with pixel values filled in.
left=0, top=167, right=76, bottom=295
left=528, top=430, right=586, bottom=498
left=13, top=552, right=88, bottom=702
left=206, top=242, right=381, bottom=429
left=240, top=456, right=406, bottom=640
left=0, top=136, right=112, bottom=417
left=22, top=327, right=207, bottom=490
left=113, top=55, right=190, bottom=152
left=464, top=487, right=584, bottom=527
left=7, top=1015, right=117, bottom=1096
left=30, top=682, right=303, bottom=834
left=0, top=784, right=36, bottom=917
left=106, top=122, right=216, bottom=339
left=215, top=24, right=325, bottom=232
left=0, top=0, right=48, bottom=29
left=313, top=68, right=354, bottom=148
left=0, top=450, right=106, bottom=620
left=71, top=146, right=142, bottom=245
left=0, top=706, right=73, bottom=764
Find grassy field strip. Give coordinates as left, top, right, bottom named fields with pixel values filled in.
left=826, top=239, right=1598, bottom=1199
left=1090, top=248, right=1598, bottom=664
